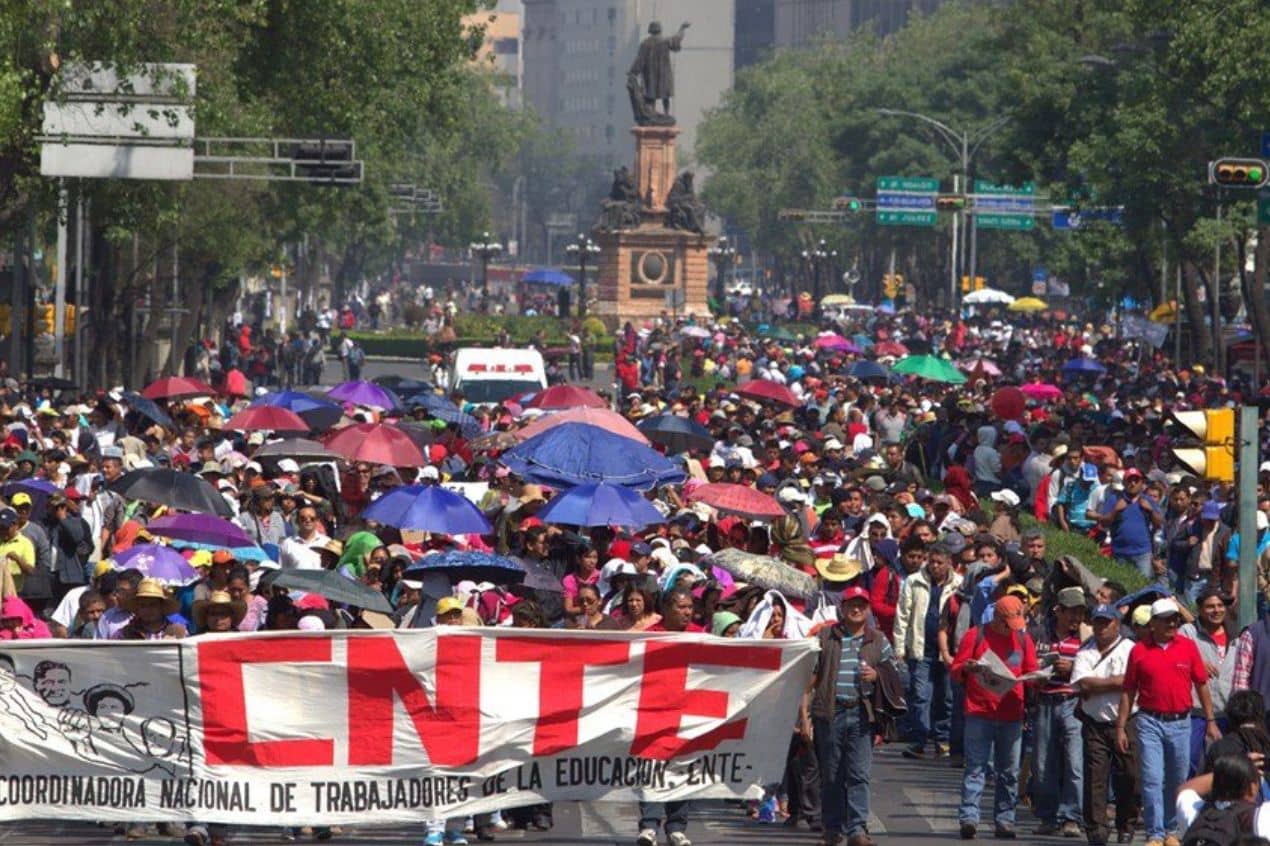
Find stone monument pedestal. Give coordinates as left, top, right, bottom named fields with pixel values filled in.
left=593, top=125, right=712, bottom=328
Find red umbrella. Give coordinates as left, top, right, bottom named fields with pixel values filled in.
left=224, top=406, right=309, bottom=433
left=140, top=376, right=216, bottom=400
left=687, top=483, right=785, bottom=521
left=324, top=423, right=426, bottom=466
left=873, top=341, right=909, bottom=357
left=735, top=379, right=799, bottom=408
left=515, top=406, right=649, bottom=444
left=524, top=384, right=607, bottom=410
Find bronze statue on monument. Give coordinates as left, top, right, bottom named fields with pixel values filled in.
left=627, top=21, right=690, bottom=126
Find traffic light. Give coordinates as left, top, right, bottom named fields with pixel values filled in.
left=833, top=196, right=863, bottom=212
left=974, top=276, right=985, bottom=291
left=936, top=195, right=967, bottom=211
left=883, top=273, right=900, bottom=298
left=961, top=275, right=971, bottom=293
left=1168, top=408, right=1235, bottom=482
left=777, top=209, right=807, bottom=221
left=1210, top=158, right=1269, bottom=188
left=292, top=140, right=360, bottom=185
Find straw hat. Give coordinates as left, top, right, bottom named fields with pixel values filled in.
left=815, top=553, right=863, bottom=583
left=192, top=590, right=248, bottom=630
left=124, top=578, right=179, bottom=615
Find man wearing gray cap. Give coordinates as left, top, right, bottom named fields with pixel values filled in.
left=1029, top=586, right=1088, bottom=838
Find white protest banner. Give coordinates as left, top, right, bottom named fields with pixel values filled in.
left=0, top=629, right=816, bottom=825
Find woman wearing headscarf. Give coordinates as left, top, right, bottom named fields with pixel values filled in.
left=0, top=595, right=51, bottom=639
left=845, top=513, right=901, bottom=637
left=336, top=531, right=385, bottom=581
left=770, top=514, right=816, bottom=576
left=942, top=463, right=978, bottom=513
left=738, top=590, right=812, bottom=640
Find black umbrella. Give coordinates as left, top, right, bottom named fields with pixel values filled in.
left=377, top=376, right=433, bottom=394
left=108, top=468, right=233, bottom=517
left=517, top=557, right=564, bottom=593
left=122, top=392, right=175, bottom=429
left=637, top=413, right=715, bottom=455
left=263, top=569, right=393, bottom=613
left=253, top=437, right=343, bottom=464
left=30, top=376, right=77, bottom=391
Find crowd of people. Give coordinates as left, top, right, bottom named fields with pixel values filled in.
left=1, top=304, right=1270, bottom=846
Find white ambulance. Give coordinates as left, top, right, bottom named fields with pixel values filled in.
left=449, top=347, right=547, bottom=406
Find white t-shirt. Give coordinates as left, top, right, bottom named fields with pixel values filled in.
left=51, top=585, right=90, bottom=630
left=1070, top=636, right=1136, bottom=723
left=279, top=534, right=330, bottom=571
left=1176, top=790, right=1270, bottom=836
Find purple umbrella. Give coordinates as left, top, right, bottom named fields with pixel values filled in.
left=113, top=543, right=200, bottom=586
left=326, top=380, right=400, bottom=411
left=1, top=478, right=59, bottom=521
left=146, top=513, right=254, bottom=549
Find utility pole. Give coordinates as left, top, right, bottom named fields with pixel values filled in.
left=1214, top=197, right=1224, bottom=374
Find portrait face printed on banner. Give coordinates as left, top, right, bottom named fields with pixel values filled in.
left=33, top=661, right=72, bottom=707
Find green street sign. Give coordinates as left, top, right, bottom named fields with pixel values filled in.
left=1259, top=190, right=1270, bottom=225
left=877, top=210, right=938, bottom=227
left=877, top=176, right=939, bottom=192
left=973, top=180, right=1035, bottom=195
left=976, top=214, right=1036, bottom=231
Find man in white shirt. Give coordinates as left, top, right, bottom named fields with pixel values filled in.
left=1070, top=604, right=1138, bottom=845
left=277, top=504, right=330, bottom=571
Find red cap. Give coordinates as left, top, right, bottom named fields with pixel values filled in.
left=841, top=586, right=870, bottom=604
left=1123, top=467, right=1144, bottom=480
left=63, top=486, right=82, bottom=502
left=519, top=516, right=544, bottom=531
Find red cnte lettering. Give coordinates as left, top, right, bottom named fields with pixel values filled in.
left=496, top=637, right=631, bottom=755
left=346, top=633, right=481, bottom=766
left=631, top=641, right=781, bottom=760
left=199, top=636, right=335, bottom=767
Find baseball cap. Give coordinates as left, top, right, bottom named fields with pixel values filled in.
left=9, top=492, right=31, bottom=508
left=940, top=532, right=967, bottom=556
left=994, top=595, right=1027, bottom=631
left=1201, top=501, right=1222, bottom=521
left=1131, top=605, right=1152, bottom=627
left=1149, top=597, right=1180, bottom=618
left=1090, top=604, right=1120, bottom=622
left=436, top=596, right=464, bottom=617
left=1056, top=586, right=1086, bottom=608
left=840, top=585, right=870, bottom=604
left=1123, top=467, right=1144, bottom=481
left=989, top=489, right=1021, bottom=508
left=0, top=508, right=17, bottom=528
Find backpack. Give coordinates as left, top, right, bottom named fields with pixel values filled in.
left=1182, top=800, right=1255, bottom=846
left=348, top=345, right=366, bottom=367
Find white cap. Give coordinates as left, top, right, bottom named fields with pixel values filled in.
left=823, top=438, right=844, bottom=451
left=990, top=489, right=1021, bottom=508
left=400, top=579, right=423, bottom=590
left=708, top=455, right=725, bottom=468
left=276, top=459, right=300, bottom=474
left=420, top=465, right=440, bottom=480
left=777, top=486, right=807, bottom=505
left=297, top=615, right=326, bottom=631
left=1149, top=598, right=1180, bottom=618
left=245, top=461, right=263, bottom=474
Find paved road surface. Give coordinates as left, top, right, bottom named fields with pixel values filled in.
left=0, top=747, right=1074, bottom=845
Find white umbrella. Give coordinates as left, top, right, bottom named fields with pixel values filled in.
left=963, top=287, right=1016, bottom=305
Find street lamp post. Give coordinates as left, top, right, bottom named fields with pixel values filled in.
left=708, top=235, right=737, bottom=305
left=800, top=239, right=837, bottom=316
left=468, top=231, right=502, bottom=313
left=564, top=233, right=600, bottom=318
left=875, top=108, right=1011, bottom=309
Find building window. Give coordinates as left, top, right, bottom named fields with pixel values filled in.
left=608, top=7, right=617, bottom=23
left=606, top=125, right=615, bottom=142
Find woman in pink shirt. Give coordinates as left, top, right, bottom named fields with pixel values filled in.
left=562, top=544, right=601, bottom=616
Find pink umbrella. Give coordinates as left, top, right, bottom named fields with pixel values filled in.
left=514, top=406, right=650, bottom=444
left=686, top=483, right=785, bottom=521
left=323, top=423, right=426, bottom=466
left=736, top=379, right=799, bottom=408
left=813, top=334, right=862, bottom=354
left=959, top=358, right=1002, bottom=377
left=224, top=405, right=309, bottom=433
left=1020, top=382, right=1063, bottom=401
left=524, top=384, right=607, bottom=410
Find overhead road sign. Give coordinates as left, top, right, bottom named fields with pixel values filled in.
left=972, top=180, right=1035, bottom=230
left=1051, top=206, right=1125, bottom=230
left=876, top=176, right=938, bottom=227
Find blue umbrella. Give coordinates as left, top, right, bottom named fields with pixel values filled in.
left=361, top=484, right=492, bottom=535
left=122, top=391, right=175, bottom=428
left=424, top=405, right=481, bottom=438
left=521, top=267, right=575, bottom=286
left=537, top=482, right=666, bottom=529
left=1061, top=357, right=1106, bottom=375
left=637, top=414, right=715, bottom=454
left=403, top=392, right=460, bottom=414
left=847, top=360, right=893, bottom=381
left=252, top=390, right=344, bottom=430
left=403, top=550, right=527, bottom=585
left=1, top=478, right=58, bottom=521
left=501, top=423, right=686, bottom=490
left=166, top=539, right=273, bottom=563
left=851, top=333, right=874, bottom=350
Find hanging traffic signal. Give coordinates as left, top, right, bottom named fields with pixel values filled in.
left=961, top=275, right=971, bottom=293
left=1168, top=408, right=1235, bottom=481
left=833, top=196, right=864, bottom=212
left=883, top=274, right=900, bottom=298
left=1210, top=158, right=1269, bottom=188
left=974, top=276, right=985, bottom=291
left=778, top=209, right=807, bottom=221
left=936, top=195, right=967, bottom=211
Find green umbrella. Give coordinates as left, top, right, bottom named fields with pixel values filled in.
left=759, top=325, right=798, bottom=343
left=891, top=354, right=967, bottom=384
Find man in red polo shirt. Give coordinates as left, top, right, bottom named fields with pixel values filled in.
left=1115, top=597, right=1220, bottom=846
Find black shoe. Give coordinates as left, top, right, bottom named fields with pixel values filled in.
left=475, top=825, right=496, bottom=842
left=1115, top=830, right=1134, bottom=844
left=782, top=816, right=801, bottom=829
left=994, top=825, right=1017, bottom=840
left=961, top=822, right=977, bottom=840
left=531, top=815, right=552, bottom=832
left=902, top=744, right=929, bottom=759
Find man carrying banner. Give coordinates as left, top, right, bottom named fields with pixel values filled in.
left=803, top=584, right=896, bottom=846
left=637, top=587, right=698, bottom=846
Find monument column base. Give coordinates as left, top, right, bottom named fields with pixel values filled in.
left=594, top=226, right=711, bottom=329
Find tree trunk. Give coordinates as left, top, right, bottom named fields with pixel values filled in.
left=1248, top=230, right=1270, bottom=374
left=1179, top=258, right=1212, bottom=365
left=164, top=266, right=206, bottom=376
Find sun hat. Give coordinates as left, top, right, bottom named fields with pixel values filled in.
left=815, top=554, right=863, bottom=583
left=124, top=578, right=179, bottom=615
left=192, top=590, right=248, bottom=630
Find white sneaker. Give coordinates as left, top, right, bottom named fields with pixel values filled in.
left=667, top=833, right=692, bottom=846
left=636, top=828, right=658, bottom=846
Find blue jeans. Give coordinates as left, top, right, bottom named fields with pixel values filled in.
left=815, top=704, right=873, bottom=837
left=638, top=800, right=690, bottom=834
left=1135, top=712, right=1190, bottom=840
left=950, top=679, right=966, bottom=756
left=960, top=715, right=1023, bottom=828
left=1116, top=552, right=1157, bottom=582
left=908, top=657, right=951, bottom=745
left=1032, top=695, right=1083, bottom=824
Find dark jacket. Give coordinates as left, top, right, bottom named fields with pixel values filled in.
left=811, top=622, right=901, bottom=721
